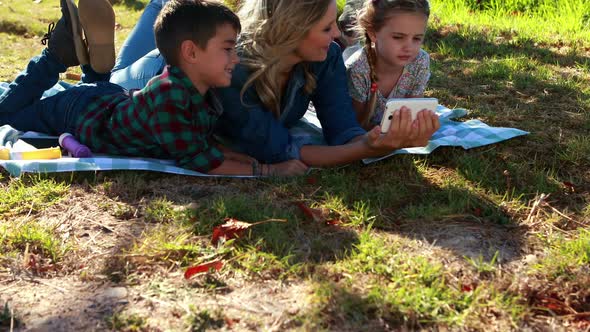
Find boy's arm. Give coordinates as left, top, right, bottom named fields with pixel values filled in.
left=211, top=144, right=308, bottom=176
left=208, top=158, right=308, bottom=176
left=215, top=144, right=256, bottom=164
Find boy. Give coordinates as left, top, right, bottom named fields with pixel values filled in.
left=337, top=0, right=362, bottom=61
left=0, top=0, right=307, bottom=176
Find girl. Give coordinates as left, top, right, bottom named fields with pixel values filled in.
left=346, top=0, right=439, bottom=146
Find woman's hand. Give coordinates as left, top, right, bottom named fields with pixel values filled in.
left=264, top=160, right=309, bottom=176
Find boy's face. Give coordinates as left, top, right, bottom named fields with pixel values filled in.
left=191, top=23, right=239, bottom=93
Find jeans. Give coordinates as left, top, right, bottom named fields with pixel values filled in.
left=0, top=48, right=124, bottom=135
left=109, top=0, right=168, bottom=90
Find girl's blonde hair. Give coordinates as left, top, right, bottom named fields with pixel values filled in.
left=357, top=0, right=430, bottom=127
left=237, top=0, right=333, bottom=117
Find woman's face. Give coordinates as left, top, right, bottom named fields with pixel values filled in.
left=293, top=0, right=340, bottom=63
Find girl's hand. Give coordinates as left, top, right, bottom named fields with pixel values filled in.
left=406, top=109, right=440, bottom=147
left=366, top=107, right=414, bottom=151
left=264, top=160, right=309, bottom=176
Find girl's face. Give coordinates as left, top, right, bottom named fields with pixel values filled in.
left=293, top=0, right=340, bottom=63
left=369, top=12, right=428, bottom=68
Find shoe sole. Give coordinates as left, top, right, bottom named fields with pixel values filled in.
left=79, top=0, right=116, bottom=74
left=63, top=0, right=89, bottom=65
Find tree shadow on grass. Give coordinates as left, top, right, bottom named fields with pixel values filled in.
left=0, top=156, right=536, bottom=330
left=425, top=25, right=590, bottom=207
left=313, top=156, right=527, bottom=264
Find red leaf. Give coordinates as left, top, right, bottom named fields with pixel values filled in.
left=473, top=208, right=482, bottom=217
left=211, top=218, right=253, bottom=245
left=461, top=284, right=474, bottom=292
left=306, top=176, right=318, bottom=185
left=225, top=317, right=240, bottom=328
left=184, top=260, right=224, bottom=279
left=295, top=202, right=325, bottom=223
left=563, top=181, right=575, bottom=192
left=537, top=296, right=570, bottom=314
left=326, top=219, right=342, bottom=225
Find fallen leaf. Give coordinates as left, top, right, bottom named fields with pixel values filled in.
left=537, top=296, right=571, bottom=315
left=224, top=317, right=240, bottom=328
left=184, top=260, right=223, bottom=279
left=306, top=176, right=318, bottom=185
left=295, top=202, right=338, bottom=226
left=211, top=218, right=286, bottom=244
left=563, top=181, right=575, bottom=192
left=212, top=218, right=251, bottom=245
left=473, top=208, right=482, bottom=217
left=461, top=284, right=474, bottom=292
left=295, top=201, right=326, bottom=223
left=326, top=219, right=342, bottom=225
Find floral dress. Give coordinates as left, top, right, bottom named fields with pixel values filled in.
left=345, top=47, right=431, bottom=125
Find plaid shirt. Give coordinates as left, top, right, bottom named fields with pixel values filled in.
left=76, top=66, right=224, bottom=173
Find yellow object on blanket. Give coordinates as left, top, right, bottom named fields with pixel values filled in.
left=0, top=147, right=61, bottom=160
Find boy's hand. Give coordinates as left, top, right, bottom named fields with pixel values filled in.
left=224, top=150, right=256, bottom=164
left=265, top=160, right=308, bottom=176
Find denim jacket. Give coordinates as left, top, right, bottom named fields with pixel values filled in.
left=216, top=43, right=366, bottom=163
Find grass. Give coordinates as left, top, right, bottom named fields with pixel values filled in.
left=535, top=228, right=590, bottom=278
left=0, top=0, right=589, bottom=330
left=0, top=177, right=69, bottom=216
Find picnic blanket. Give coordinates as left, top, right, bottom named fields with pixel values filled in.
left=0, top=82, right=528, bottom=177
left=292, top=105, right=529, bottom=164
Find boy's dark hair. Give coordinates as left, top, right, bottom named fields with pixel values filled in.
left=338, top=0, right=363, bottom=37
left=154, top=0, right=241, bottom=67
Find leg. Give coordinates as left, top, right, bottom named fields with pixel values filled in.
left=0, top=49, right=65, bottom=114
left=0, top=82, right=124, bottom=135
left=1, top=0, right=92, bottom=114
left=42, top=0, right=89, bottom=68
left=109, top=49, right=166, bottom=90
left=80, top=64, right=111, bottom=84
left=79, top=0, right=116, bottom=74
left=112, top=0, right=168, bottom=72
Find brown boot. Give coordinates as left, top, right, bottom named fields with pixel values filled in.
left=78, top=0, right=116, bottom=74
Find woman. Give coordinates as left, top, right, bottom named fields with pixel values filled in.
left=111, top=0, right=440, bottom=166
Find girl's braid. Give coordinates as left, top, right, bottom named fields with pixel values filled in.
left=363, top=32, right=379, bottom=128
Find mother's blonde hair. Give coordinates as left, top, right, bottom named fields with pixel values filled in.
left=237, top=0, right=333, bottom=117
